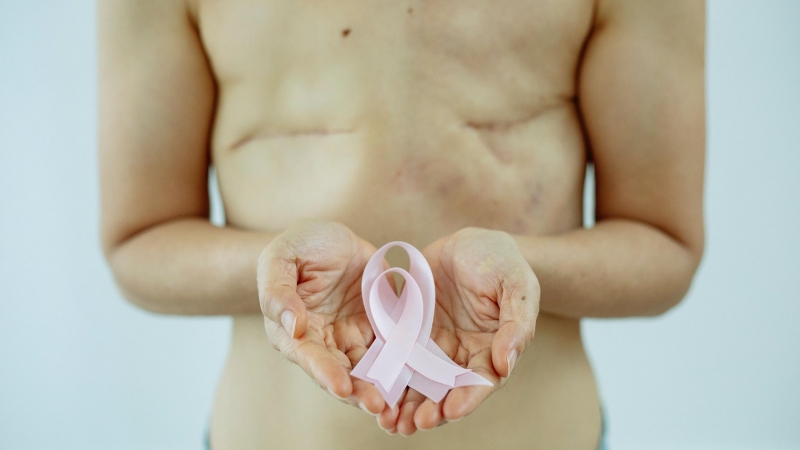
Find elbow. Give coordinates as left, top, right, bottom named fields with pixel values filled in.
left=644, top=273, right=694, bottom=317
left=113, top=279, right=169, bottom=315
left=645, top=238, right=705, bottom=317
left=103, top=237, right=175, bottom=315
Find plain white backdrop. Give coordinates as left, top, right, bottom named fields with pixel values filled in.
left=1, top=1, right=798, bottom=449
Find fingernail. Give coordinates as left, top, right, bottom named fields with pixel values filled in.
left=359, top=402, right=378, bottom=417
left=326, top=387, right=346, bottom=400
left=377, top=417, right=393, bottom=431
left=507, top=349, right=518, bottom=376
left=281, top=310, right=297, bottom=338
left=387, top=428, right=397, bottom=435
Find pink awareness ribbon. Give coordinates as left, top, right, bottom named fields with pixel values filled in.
left=351, top=242, right=492, bottom=407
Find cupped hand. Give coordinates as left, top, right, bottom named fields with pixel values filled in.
left=257, top=219, right=387, bottom=416
left=379, top=228, right=540, bottom=435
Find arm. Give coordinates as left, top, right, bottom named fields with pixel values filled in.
left=98, top=3, right=388, bottom=412
left=515, top=0, right=706, bottom=318
left=99, top=0, right=271, bottom=315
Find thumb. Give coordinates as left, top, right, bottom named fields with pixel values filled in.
left=257, top=244, right=309, bottom=339
left=491, top=320, right=529, bottom=379
left=491, top=280, right=538, bottom=378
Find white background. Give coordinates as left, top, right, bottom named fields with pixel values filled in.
left=1, top=1, right=798, bottom=449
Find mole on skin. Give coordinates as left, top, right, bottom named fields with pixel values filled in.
left=342, top=28, right=351, bottom=38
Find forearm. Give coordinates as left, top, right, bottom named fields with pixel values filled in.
left=106, top=218, right=275, bottom=315
left=514, top=219, right=702, bottom=318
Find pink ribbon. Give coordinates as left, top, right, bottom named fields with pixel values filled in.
left=351, top=242, right=492, bottom=407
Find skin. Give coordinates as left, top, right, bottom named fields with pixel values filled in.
left=388, top=229, right=539, bottom=432
left=258, top=221, right=539, bottom=432
left=256, top=220, right=388, bottom=414
left=99, top=0, right=705, bottom=448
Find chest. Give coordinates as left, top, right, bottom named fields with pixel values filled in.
left=198, top=0, right=594, bottom=123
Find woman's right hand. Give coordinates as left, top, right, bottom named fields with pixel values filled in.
left=257, top=219, right=387, bottom=416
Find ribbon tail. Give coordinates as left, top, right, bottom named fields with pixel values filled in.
left=352, top=338, right=413, bottom=407
left=406, top=343, right=469, bottom=386
left=455, top=371, right=494, bottom=387
left=382, top=365, right=413, bottom=408
left=408, top=372, right=451, bottom=403
left=419, top=340, right=494, bottom=388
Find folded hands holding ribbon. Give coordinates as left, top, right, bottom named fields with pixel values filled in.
left=258, top=220, right=540, bottom=436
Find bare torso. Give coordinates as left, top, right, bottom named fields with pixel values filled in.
left=200, top=0, right=601, bottom=448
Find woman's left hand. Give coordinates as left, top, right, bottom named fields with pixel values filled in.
left=377, top=228, right=540, bottom=435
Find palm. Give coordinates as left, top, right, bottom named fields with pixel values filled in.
left=380, top=228, right=539, bottom=435
left=289, top=245, right=373, bottom=376
left=429, top=242, right=513, bottom=369
left=259, top=220, right=387, bottom=414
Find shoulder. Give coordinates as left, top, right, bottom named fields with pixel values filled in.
left=98, top=0, right=195, bottom=35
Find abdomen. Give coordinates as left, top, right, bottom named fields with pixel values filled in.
left=210, top=314, right=600, bottom=450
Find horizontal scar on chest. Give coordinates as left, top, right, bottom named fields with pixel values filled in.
left=228, top=128, right=357, bottom=151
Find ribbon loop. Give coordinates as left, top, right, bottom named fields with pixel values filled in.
left=351, top=242, right=492, bottom=407
left=366, top=268, right=423, bottom=390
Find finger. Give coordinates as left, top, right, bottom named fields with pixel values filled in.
left=491, top=320, right=531, bottom=378
left=396, top=388, right=425, bottom=436
left=442, top=384, right=494, bottom=422
left=267, top=320, right=353, bottom=398
left=352, top=379, right=385, bottom=416
left=257, top=243, right=308, bottom=339
left=413, top=398, right=444, bottom=430
left=341, top=343, right=386, bottom=415
left=493, top=274, right=538, bottom=378
left=377, top=401, right=401, bottom=433
left=442, top=350, right=499, bottom=422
